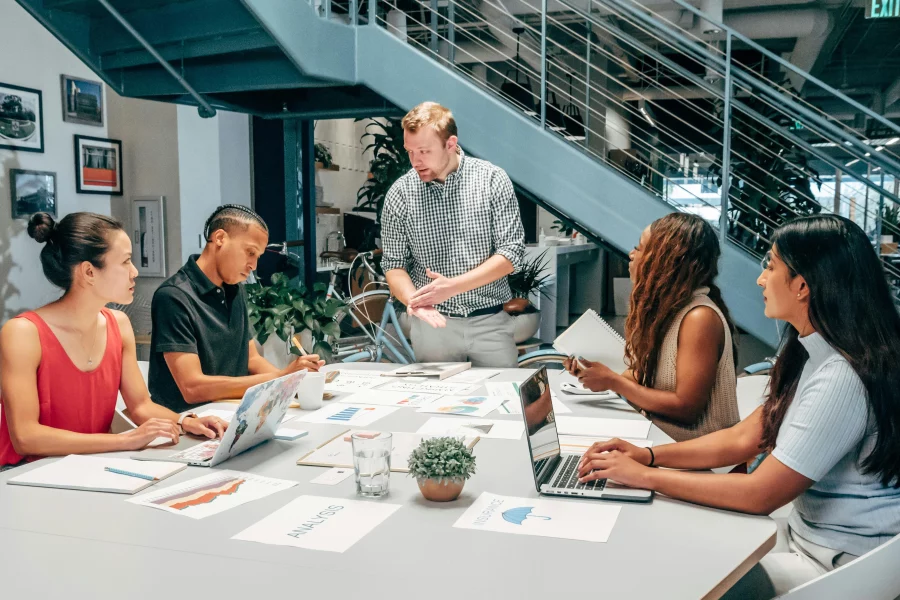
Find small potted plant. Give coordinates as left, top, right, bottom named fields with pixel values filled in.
left=504, top=251, right=552, bottom=343
left=408, top=437, right=476, bottom=502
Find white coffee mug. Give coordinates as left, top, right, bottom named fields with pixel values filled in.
left=296, top=372, right=326, bottom=410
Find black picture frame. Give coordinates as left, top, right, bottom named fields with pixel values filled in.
left=0, top=82, right=44, bottom=153
left=74, top=134, right=123, bottom=196
left=60, top=74, right=104, bottom=127
left=10, top=169, right=57, bottom=219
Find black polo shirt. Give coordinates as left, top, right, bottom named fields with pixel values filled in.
left=148, top=255, right=251, bottom=413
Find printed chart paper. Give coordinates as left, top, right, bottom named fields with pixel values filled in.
left=487, top=382, right=521, bottom=414
left=294, top=403, right=398, bottom=427
left=232, top=495, right=402, bottom=553
left=416, top=417, right=524, bottom=440
left=297, top=430, right=479, bottom=472
left=555, top=416, right=652, bottom=439
left=338, top=390, right=441, bottom=408
left=376, top=380, right=481, bottom=396
left=323, top=371, right=386, bottom=394
left=453, top=492, right=620, bottom=543
left=127, top=470, right=297, bottom=519
left=417, top=395, right=507, bottom=417
left=495, top=394, right=571, bottom=415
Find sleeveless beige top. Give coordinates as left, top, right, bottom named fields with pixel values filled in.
left=642, top=287, right=739, bottom=442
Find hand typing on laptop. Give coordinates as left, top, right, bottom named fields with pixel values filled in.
left=577, top=438, right=654, bottom=488
left=180, top=415, right=228, bottom=440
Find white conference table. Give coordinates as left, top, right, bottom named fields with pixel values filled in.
left=0, top=365, right=775, bottom=599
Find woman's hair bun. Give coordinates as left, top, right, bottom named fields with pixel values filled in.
left=28, top=212, right=56, bottom=244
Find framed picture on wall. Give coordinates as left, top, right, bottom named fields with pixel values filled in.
left=74, top=134, right=123, bottom=195
left=0, top=82, right=44, bottom=153
left=60, top=74, right=104, bottom=126
left=132, top=196, right=167, bottom=276
left=10, top=169, right=57, bottom=219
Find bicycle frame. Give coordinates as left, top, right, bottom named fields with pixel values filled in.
left=341, top=296, right=416, bottom=364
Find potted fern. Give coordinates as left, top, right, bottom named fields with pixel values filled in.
left=408, top=437, right=476, bottom=502
left=504, top=251, right=552, bottom=343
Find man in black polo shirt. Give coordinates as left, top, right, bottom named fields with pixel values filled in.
left=149, top=205, right=323, bottom=413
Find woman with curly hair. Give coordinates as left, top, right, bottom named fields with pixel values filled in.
left=565, top=213, right=739, bottom=441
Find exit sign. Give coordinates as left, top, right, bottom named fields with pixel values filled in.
left=867, top=0, right=900, bottom=18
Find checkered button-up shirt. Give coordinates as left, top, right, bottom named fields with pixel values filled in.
left=381, top=149, right=525, bottom=316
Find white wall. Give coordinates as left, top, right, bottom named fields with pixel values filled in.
left=314, top=118, right=372, bottom=214
left=0, top=2, right=112, bottom=319
left=218, top=110, right=252, bottom=209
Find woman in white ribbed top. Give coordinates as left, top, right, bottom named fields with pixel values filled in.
left=565, top=213, right=740, bottom=441
left=577, top=215, right=900, bottom=597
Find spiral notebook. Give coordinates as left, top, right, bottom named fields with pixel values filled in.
left=552, top=310, right=628, bottom=374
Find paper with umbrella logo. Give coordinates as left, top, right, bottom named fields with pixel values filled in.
left=453, top=492, right=620, bottom=542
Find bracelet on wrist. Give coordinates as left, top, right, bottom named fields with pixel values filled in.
left=647, top=446, right=656, bottom=467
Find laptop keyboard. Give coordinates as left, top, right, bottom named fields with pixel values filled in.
left=169, top=440, right=219, bottom=462
left=551, top=455, right=607, bottom=491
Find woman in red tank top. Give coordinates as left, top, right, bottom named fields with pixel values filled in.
left=0, top=212, right=228, bottom=468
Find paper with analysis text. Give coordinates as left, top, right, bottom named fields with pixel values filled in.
left=127, top=470, right=297, bottom=519
left=454, top=492, right=620, bottom=543
left=376, top=380, right=481, bottom=396
left=232, top=495, right=402, bottom=553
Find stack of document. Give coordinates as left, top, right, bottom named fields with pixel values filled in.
left=7, top=455, right=185, bottom=494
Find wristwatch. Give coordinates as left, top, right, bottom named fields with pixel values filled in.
left=177, top=412, right=198, bottom=432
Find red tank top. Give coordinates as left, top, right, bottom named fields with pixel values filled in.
left=0, top=309, right=122, bottom=467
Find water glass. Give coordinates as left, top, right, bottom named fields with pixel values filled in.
left=351, top=432, right=392, bottom=497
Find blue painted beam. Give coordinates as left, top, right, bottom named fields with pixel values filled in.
left=117, top=55, right=333, bottom=97
left=92, top=0, right=260, bottom=56
left=240, top=0, right=356, bottom=84
left=100, top=30, right=277, bottom=70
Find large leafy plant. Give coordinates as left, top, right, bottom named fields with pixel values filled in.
left=246, top=272, right=345, bottom=360
left=355, top=118, right=410, bottom=249
left=407, top=437, right=476, bottom=483
left=507, top=251, right=552, bottom=301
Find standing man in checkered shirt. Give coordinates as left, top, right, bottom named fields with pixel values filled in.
left=380, top=102, right=525, bottom=368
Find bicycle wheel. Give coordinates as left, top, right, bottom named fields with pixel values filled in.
left=517, top=352, right=569, bottom=369
left=336, top=289, right=390, bottom=337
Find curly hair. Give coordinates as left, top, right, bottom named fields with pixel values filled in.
left=624, top=213, right=736, bottom=387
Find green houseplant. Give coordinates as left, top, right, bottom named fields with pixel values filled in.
left=408, top=437, right=476, bottom=502
left=314, top=142, right=333, bottom=168
left=246, top=273, right=346, bottom=362
left=504, top=251, right=552, bottom=343
left=355, top=117, right=411, bottom=249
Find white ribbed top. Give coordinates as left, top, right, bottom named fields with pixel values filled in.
left=646, top=288, right=739, bottom=442
left=773, top=332, right=900, bottom=556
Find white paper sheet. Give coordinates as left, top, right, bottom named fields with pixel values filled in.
left=7, top=455, right=185, bottom=494
left=309, top=468, right=354, bottom=485
left=232, top=495, right=402, bottom=553
left=494, top=393, right=570, bottom=416
left=453, top=492, right=620, bottom=543
left=416, top=417, right=524, bottom=440
left=443, top=369, right=501, bottom=384
left=559, top=435, right=654, bottom=456
left=296, top=430, right=478, bottom=472
left=555, top=416, right=652, bottom=439
left=338, top=390, right=441, bottom=408
left=323, top=371, right=387, bottom=394
left=375, top=380, right=481, bottom=396
left=127, top=470, right=297, bottom=519
left=294, top=404, right=399, bottom=427
left=416, top=395, right=507, bottom=418
left=486, top=382, right=521, bottom=414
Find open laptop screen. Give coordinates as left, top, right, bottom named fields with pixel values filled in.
left=520, top=367, right=561, bottom=471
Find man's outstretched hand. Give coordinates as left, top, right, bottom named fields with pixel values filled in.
left=409, top=270, right=459, bottom=309
left=408, top=306, right=447, bottom=328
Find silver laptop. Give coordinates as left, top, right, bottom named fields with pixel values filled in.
left=134, top=370, right=306, bottom=468
left=518, top=367, right=653, bottom=503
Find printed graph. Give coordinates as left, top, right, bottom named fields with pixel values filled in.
left=150, top=476, right=246, bottom=511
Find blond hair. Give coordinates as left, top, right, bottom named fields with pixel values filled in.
left=401, top=102, right=458, bottom=142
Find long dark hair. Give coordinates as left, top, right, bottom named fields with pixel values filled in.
left=761, top=215, right=900, bottom=487
left=28, top=212, right=124, bottom=291
left=625, top=213, right=737, bottom=386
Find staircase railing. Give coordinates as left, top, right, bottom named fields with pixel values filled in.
left=308, top=0, right=900, bottom=301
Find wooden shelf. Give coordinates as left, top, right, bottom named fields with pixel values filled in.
left=315, top=162, right=340, bottom=172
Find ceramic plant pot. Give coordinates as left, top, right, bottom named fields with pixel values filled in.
left=417, top=477, right=465, bottom=502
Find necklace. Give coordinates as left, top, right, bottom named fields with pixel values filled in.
left=80, top=317, right=101, bottom=366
